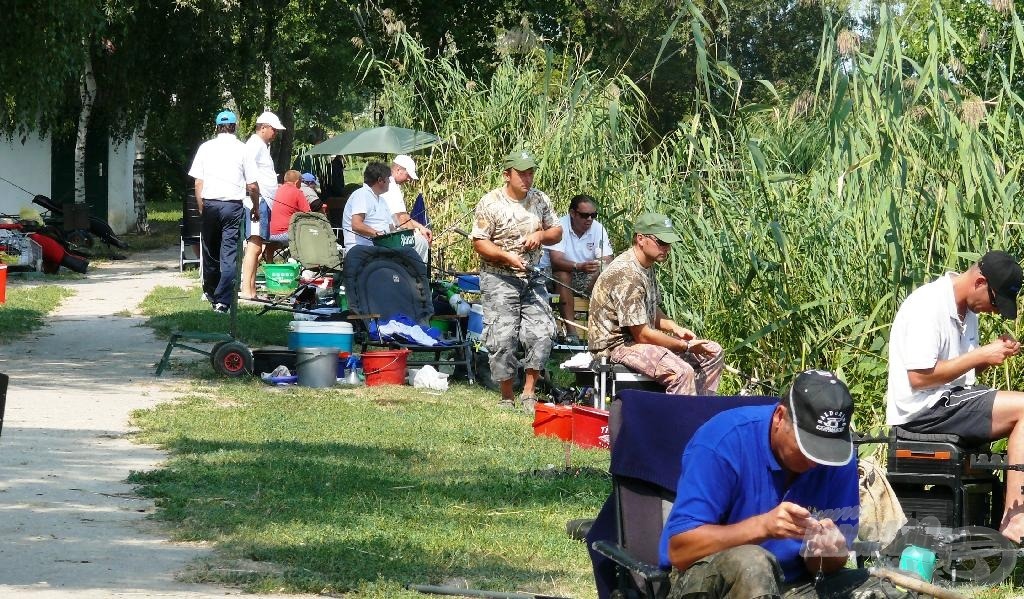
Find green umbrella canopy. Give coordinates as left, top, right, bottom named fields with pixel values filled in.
left=303, top=126, right=442, bottom=156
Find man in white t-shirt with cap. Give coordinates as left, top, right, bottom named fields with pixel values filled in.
left=241, top=110, right=286, bottom=300
left=380, top=154, right=430, bottom=262
left=886, top=250, right=1024, bottom=542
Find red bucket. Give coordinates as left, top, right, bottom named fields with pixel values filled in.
left=533, top=403, right=573, bottom=441
left=572, top=405, right=610, bottom=449
left=0, top=264, right=6, bottom=304
left=362, top=349, right=410, bottom=386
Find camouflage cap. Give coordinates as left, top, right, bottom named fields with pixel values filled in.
left=633, top=212, right=681, bottom=244
left=503, top=149, right=538, bottom=171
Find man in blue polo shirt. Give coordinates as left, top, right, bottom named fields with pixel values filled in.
left=660, top=370, right=884, bottom=598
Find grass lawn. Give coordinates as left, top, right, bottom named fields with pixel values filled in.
left=129, top=379, right=608, bottom=597
left=119, top=198, right=182, bottom=253
left=135, top=283, right=1024, bottom=598
left=0, top=284, right=74, bottom=343
left=135, top=283, right=608, bottom=597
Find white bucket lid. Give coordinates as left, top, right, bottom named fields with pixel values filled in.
left=288, top=320, right=354, bottom=333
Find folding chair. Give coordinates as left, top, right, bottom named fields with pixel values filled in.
left=586, top=390, right=778, bottom=599
left=591, top=355, right=660, bottom=409
left=180, top=192, right=202, bottom=271
left=343, top=245, right=474, bottom=384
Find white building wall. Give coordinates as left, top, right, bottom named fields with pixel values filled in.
left=0, top=134, right=52, bottom=217
left=107, top=138, right=136, bottom=234
left=0, top=133, right=134, bottom=234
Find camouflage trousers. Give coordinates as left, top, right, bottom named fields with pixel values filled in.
left=667, top=545, right=906, bottom=599
left=610, top=340, right=724, bottom=395
left=480, top=271, right=555, bottom=382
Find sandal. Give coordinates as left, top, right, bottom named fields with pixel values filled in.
left=520, top=395, right=538, bottom=416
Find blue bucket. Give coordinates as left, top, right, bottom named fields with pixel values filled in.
left=467, top=304, right=484, bottom=340
left=456, top=274, right=480, bottom=293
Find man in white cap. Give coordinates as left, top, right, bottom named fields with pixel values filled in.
left=241, top=110, right=286, bottom=300
left=381, top=154, right=431, bottom=262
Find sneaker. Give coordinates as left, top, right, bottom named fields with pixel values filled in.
left=520, top=396, right=537, bottom=416
left=212, top=303, right=229, bottom=313
left=201, top=292, right=212, bottom=303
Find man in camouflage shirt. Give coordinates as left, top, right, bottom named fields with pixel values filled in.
left=588, top=213, right=724, bottom=395
left=471, top=150, right=563, bottom=412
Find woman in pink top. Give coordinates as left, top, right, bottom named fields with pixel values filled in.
left=269, top=170, right=310, bottom=242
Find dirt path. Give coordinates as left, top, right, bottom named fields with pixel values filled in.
left=0, top=248, right=312, bottom=598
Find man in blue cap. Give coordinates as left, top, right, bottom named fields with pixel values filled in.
left=188, top=110, right=257, bottom=312
left=588, top=212, right=723, bottom=395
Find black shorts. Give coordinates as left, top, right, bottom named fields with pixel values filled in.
left=902, top=386, right=996, bottom=445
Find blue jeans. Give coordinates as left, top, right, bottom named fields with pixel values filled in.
left=201, top=200, right=244, bottom=305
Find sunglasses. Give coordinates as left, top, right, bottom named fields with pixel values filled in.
left=646, top=234, right=670, bottom=248
left=574, top=210, right=598, bottom=219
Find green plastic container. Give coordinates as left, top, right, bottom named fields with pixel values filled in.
left=262, top=263, right=301, bottom=292
left=429, top=317, right=450, bottom=334
left=373, top=229, right=416, bottom=250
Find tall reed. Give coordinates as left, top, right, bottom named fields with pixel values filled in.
left=366, top=1, right=1024, bottom=426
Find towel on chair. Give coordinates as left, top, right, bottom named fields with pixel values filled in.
left=370, top=314, right=452, bottom=346
left=858, top=457, right=906, bottom=547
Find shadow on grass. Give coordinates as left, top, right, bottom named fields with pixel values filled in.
left=129, top=435, right=606, bottom=594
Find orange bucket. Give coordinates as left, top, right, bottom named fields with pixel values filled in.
left=572, top=405, right=610, bottom=449
left=362, top=349, right=410, bottom=386
left=0, top=264, right=7, bottom=304
left=532, top=403, right=573, bottom=441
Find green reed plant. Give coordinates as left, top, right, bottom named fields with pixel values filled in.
left=364, top=1, right=1024, bottom=427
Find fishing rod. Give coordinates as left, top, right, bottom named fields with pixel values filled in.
left=445, top=227, right=591, bottom=298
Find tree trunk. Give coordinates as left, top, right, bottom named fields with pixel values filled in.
left=133, top=115, right=150, bottom=234
left=274, top=94, right=295, bottom=171
left=75, top=51, right=96, bottom=206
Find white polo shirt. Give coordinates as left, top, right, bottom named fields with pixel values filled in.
left=886, top=272, right=980, bottom=425
left=545, top=215, right=613, bottom=263
left=381, top=177, right=406, bottom=215
left=342, top=184, right=395, bottom=248
left=188, top=133, right=254, bottom=201
left=245, top=134, right=278, bottom=207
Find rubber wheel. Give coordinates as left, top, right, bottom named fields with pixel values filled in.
left=935, top=527, right=1017, bottom=586
left=211, top=341, right=253, bottom=377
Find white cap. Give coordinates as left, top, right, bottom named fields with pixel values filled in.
left=394, top=154, right=418, bottom=180
left=256, top=111, right=286, bottom=130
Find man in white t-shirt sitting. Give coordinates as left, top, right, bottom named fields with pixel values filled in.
left=886, top=250, right=1024, bottom=542
left=380, top=154, right=430, bottom=262
left=342, top=162, right=394, bottom=251
left=545, top=194, right=613, bottom=343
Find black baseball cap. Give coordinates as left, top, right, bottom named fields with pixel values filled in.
left=785, top=370, right=854, bottom=467
left=979, top=251, right=1022, bottom=320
